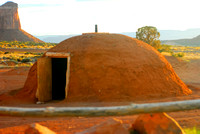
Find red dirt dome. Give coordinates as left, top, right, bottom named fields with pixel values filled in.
left=18, top=33, right=191, bottom=103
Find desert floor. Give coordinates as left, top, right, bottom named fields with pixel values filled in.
left=0, top=49, right=200, bottom=133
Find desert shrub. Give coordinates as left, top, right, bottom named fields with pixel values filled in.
left=33, top=52, right=43, bottom=55
left=158, top=44, right=173, bottom=53
left=8, top=60, right=18, bottom=63
left=4, top=52, right=11, bottom=54
left=172, top=52, right=185, bottom=57
left=24, top=52, right=32, bottom=55
left=9, top=55, right=19, bottom=62
left=21, top=58, right=31, bottom=63
left=17, top=58, right=23, bottom=62
left=0, top=41, right=57, bottom=49
left=184, top=127, right=200, bottom=134
left=33, top=56, right=42, bottom=59
left=3, top=56, right=8, bottom=59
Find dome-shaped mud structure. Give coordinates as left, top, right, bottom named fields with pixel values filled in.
left=17, top=33, right=191, bottom=103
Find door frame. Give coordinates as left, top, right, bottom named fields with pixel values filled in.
left=45, top=52, right=71, bottom=99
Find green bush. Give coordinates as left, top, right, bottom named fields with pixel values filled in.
left=24, top=52, right=32, bottom=55
left=21, top=58, right=31, bottom=63
left=158, top=44, right=173, bottom=53
left=17, top=58, right=23, bottom=62
left=172, top=52, right=185, bottom=57
left=184, top=127, right=200, bottom=134
left=4, top=52, right=11, bottom=54
left=3, top=56, right=8, bottom=59
left=9, top=56, right=18, bottom=61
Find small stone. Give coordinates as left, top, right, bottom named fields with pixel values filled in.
left=36, top=101, right=45, bottom=104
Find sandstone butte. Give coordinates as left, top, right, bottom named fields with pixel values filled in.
left=0, top=1, right=43, bottom=42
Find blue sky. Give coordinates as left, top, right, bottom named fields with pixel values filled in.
left=1, top=0, right=200, bottom=35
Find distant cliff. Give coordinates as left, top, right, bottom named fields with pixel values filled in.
left=0, top=1, right=21, bottom=30
left=0, top=1, right=43, bottom=42
left=162, top=35, right=200, bottom=46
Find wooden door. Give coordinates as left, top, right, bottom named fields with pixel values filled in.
left=36, top=57, right=52, bottom=102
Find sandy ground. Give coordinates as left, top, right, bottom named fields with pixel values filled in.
left=0, top=54, right=200, bottom=133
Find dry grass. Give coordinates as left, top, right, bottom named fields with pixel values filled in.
left=0, top=51, right=43, bottom=67
left=0, top=41, right=57, bottom=67
left=161, top=46, right=200, bottom=60
left=184, top=127, right=200, bottom=134
left=0, top=41, right=56, bottom=49
left=171, top=46, right=200, bottom=59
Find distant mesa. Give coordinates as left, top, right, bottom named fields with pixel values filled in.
left=1, top=1, right=18, bottom=7
left=0, top=1, right=20, bottom=30
left=162, top=34, right=200, bottom=46
left=0, top=1, right=43, bottom=42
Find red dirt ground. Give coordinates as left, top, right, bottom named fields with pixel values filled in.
left=0, top=52, right=200, bottom=133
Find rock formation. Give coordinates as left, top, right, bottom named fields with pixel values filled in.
left=0, top=1, right=43, bottom=42
left=0, top=1, right=21, bottom=30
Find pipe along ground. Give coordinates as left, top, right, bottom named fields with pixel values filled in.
left=0, top=99, right=200, bottom=117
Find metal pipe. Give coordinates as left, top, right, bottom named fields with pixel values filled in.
left=0, top=99, right=200, bottom=117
